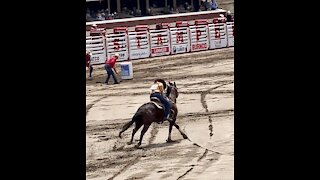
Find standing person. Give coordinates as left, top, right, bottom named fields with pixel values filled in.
left=104, top=53, right=120, bottom=84
left=211, top=0, right=218, bottom=10
left=150, top=79, right=173, bottom=122
left=86, top=50, right=93, bottom=79
left=226, top=11, right=233, bottom=22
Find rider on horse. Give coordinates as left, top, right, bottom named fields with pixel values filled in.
left=150, top=79, right=173, bottom=122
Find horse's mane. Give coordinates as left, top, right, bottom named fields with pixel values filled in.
left=167, top=81, right=178, bottom=98
left=166, top=85, right=172, bottom=97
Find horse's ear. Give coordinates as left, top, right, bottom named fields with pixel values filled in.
left=174, top=82, right=176, bottom=87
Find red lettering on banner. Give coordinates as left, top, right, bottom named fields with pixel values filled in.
left=176, top=32, right=184, bottom=43
left=136, top=36, right=142, bottom=48
left=192, top=43, right=207, bottom=50
left=215, top=28, right=220, bottom=39
left=151, top=47, right=169, bottom=54
left=196, top=30, right=201, bottom=41
left=157, top=34, right=163, bottom=45
left=114, top=39, right=120, bottom=50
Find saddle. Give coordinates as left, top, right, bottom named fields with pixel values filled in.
left=150, top=97, right=175, bottom=124
left=150, top=97, right=164, bottom=109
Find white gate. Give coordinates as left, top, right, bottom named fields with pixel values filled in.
left=190, top=20, right=209, bottom=52
left=149, top=23, right=171, bottom=57
left=86, top=36, right=106, bottom=65
left=128, top=25, right=151, bottom=60
left=226, top=22, right=234, bottom=47
left=209, top=18, right=228, bottom=49
left=106, top=27, right=129, bottom=61
left=170, top=21, right=190, bottom=54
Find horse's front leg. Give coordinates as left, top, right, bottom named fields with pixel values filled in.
left=166, top=122, right=174, bottom=142
left=172, top=122, right=188, bottom=139
left=172, top=111, right=188, bottom=139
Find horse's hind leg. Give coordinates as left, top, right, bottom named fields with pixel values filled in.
left=128, top=121, right=143, bottom=145
left=136, top=124, right=150, bottom=147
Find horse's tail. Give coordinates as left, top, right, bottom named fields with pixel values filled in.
left=118, top=113, right=141, bottom=138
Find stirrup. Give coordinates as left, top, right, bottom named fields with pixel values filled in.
left=165, top=117, right=173, bottom=123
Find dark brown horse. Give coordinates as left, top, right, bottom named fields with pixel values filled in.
left=118, top=81, right=188, bottom=147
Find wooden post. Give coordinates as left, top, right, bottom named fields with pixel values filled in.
left=137, top=0, right=140, bottom=11
left=146, top=0, right=149, bottom=11
left=117, top=0, right=121, bottom=13
left=107, top=0, right=110, bottom=13
left=191, top=0, right=194, bottom=11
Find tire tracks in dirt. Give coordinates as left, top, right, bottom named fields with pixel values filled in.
left=105, top=120, right=161, bottom=179
left=177, top=82, right=233, bottom=179
left=86, top=95, right=108, bottom=115
left=107, top=156, right=141, bottom=180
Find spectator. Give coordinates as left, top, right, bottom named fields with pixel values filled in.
left=147, top=8, right=151, bottom=16
left=86, top=12, right=93, bottom=22
left=101, top=13, right=106, bottom=20
left=96, top=12, right=104, bottom=21
left=204, top=0, right=211, bottom=11
left=211, top=0, right=218, bottom=10
left=227, top=11, right=233, bottom=22
left=184, top=2, right=189, bottom=10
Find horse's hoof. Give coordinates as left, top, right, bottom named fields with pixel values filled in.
left=166, top=139, right=173, bottom=143
left=135, top=144, right=141, bottom=148
left=182, top=134, right=188, bottom=139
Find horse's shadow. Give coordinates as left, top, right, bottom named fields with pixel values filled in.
left=144, top=139, right=183, bottom=149
left=118, top=139, right=184, bottom=151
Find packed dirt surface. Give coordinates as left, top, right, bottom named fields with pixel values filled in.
left=216, top=0, right=234, bottom=13
left=86, top=47, right=234, bottom=180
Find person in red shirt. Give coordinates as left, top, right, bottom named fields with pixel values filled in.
left=104, top=53, right=120, bottom=84
left=86, top=50, right=93, bottom=79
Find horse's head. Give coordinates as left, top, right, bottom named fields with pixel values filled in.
left=166, top=81, right=179, bottom=103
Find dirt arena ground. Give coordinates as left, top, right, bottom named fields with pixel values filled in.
left=217, top=0, right=234, bottom=13
left=86, top=46, right=234, bottom=180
